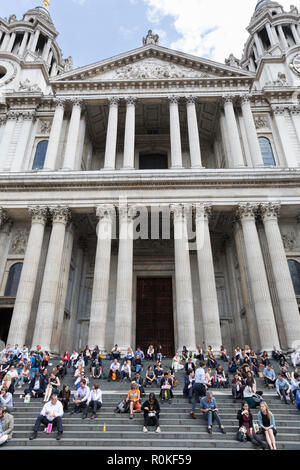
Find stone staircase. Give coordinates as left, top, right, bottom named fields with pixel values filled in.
left=2, top=357, right=300, bottom=450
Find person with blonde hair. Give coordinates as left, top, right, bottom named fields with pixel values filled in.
left=258, top=401, right=277, bottom=450
left=126, top=382, right=142, bottom=419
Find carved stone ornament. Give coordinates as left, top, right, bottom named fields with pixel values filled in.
left=0, top=208, right=8, bottom=228
left=118, top=204, right=138, bottom=222
left=96, top=204, right=116, bottom=220
left=254, top=115, right=269, bottom=129
left=169, top=203, right=184, bottom=219
left=0, top=59, right=17, bottom=88
left=63, top=56, right=73, bottom=72
left=225, top=53, right=241, bottom=68
left=113, top=58, right=208, bottom=80
left=193, top=203, right=212, bottom=221
left=281, top=231, right=296, bottom=251
left=260, top=202, right=281, bottom=220
left=39, top=120, right=52, bottom=134
left=10, top=229, right=29, bottom=254
left=142, top=30, right=159, bottom=46
left=19, top=79, right=42, bottom=93
left=50, top=206, right=72, bottom=224
left=28, top=206, right=48, bottom=224
left=236, top=203, right=259, bottom=220
left=266, top=72, right=289, bottom=87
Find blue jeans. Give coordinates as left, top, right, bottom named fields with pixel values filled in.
left=204, top=410, right=222, bottom=427
left=191, top=383, right=206, bottom=411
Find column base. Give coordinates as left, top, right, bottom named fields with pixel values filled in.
left=191, top=165, right=205, bottom=170
left=102, top=167, right=116, bottom=171
left=170, top=165, right=183, bottom=170
left=121, top=167, right=135, bottom=171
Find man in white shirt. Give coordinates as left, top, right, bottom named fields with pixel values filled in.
left=291, top=351, right=300, bottom=368
left=108, top=359, right=121, bottom=381
left=83, top=384, right=103, bottom=419
left=72, top=379, right=90, bottom=415
left=29, top=394, right=64, bottom=441
left=190, top=361, right=207, bottom=419
left=0, top=389, right=13, bottom=412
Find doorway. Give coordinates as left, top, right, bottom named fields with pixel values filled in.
left=136, top=277, right=175, bottom=357
left=0, top=308, right=13, bottom=344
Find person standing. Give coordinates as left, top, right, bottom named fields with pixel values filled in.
left=190, top=361, right=206, bottom=419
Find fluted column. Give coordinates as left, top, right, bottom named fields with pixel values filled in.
left=0, top=209, right=10, bottom=289
left=88, top=205, right=115, bottom=350
left=289, top=105, right=300, bottom=147
left=169, top=96, right=183, bottom=168
left=261, top=203, right=300, bottom=351
left=18, top=32, right=29, bottom=57
left=42, top=38, right=52, bottom=62
left=291, top=24, right=300, bottom=44
left=31, top=206, right=71, bottom=351
left=7, top=207, right=48, bottom=346
left=223, top=95, right=245, bottom=168
left=265, top=22, right=277, bottom=47
left=186, top=96, right=203, bottom=168
left=0, top=111, right=18, bottom=171
left=103, top=98, right=119, bottom=170
left=272, top=105, right=299, bottom=167
left=170, top=204, right=196, bottom=352
left=194, top=203, right=222, bottom=350
left=63, top=99, right=83, bottom=170
left=29, top=29, right=40, bottom=53
left=44, top=99, right=66, bottom=171
left=236, top=203, right=280, bottom=352
left=7, top=33, right=16, bottom=53
left=122, top=97, right=136, bottom=169
left=254, top=32, right=264, bottom=56
left=11, top=111, right=35, bottom=172
left=278, top=25, right=289, bottom=49
left=240, top=94, right=263, bottom=167
left=114, top=205, right=137, bottom=352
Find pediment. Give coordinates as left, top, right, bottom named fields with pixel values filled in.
left=52, top=44, right=254, bottom=83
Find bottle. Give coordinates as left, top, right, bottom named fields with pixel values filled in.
left=103, top=423, right=106, bottom=433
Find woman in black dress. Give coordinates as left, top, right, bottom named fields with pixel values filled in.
left=141, top=393, right=161, bottom=433
left=236, top=401, right=266, bottom=449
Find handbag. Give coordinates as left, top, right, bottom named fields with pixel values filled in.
left=236, top=426, right=247, bottom=442
left=24, top=394, right=31, bottom=404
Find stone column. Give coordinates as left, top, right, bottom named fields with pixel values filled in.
left=7, top=33, right=16, bottom=53
left=0, top=209, right=10, bottom=289
left=31, top=206, right=71, bottom=351
left=236, top=203, right=280, bottom=352
left=194, top=203, right=222, bottom=351
left=261, top=203, right=300, bottom=351
left=254, top=32, right=264, bottom=56
left=289, top=105, right=300, bottom=147
left=272, top=105, right=299, bottom=167
left=18, top=32, right=29, bottom=57
left=88, top=205, right=115, bottom=350
left=223, top=95, right=245, bottom=168
left=7, top=207, right=48, bottom=346
left=63, top=99, right=83, bottom=170
left=29, top=29, right=40, bottom=53
left=240, top=94, right=263, bottom=167
left=11, top=111, right=35, bottom=172
left=42, top=38, right=52, bottom=62
left=44, top=99, right=66, bottom=171
left=169, top=96, right=183, bottom=168
left=0, top=112, right=18, bottom=171
left=186, top=96, right=203, bottom=168
left=0, top=33, right=10, bottom=52
left=113, top=205, right=137, bottom=352
left=103, top=97, right=119, bottom=170
left=265, top=22, right=277, bottom=47
left=277, top=25, right=289, bottom=49
left=170, top=204, right=196, bottom=352
left=122, top=97, right=136, bottom=169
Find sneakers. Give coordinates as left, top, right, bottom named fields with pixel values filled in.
left=207, top=427, right=212, bottom=434
left=155, top=427, right=161, bottom=433
left=56, top=432, right=63, bottom=441
left=29, top=432, right=37, bottom=440
left=143, top=426, right=148, bottom=433
left=220, top=427, right=226, bottom=434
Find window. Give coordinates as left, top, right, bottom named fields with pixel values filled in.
left=258, top=137, right=276, bottom=166
left=4, top=263, right=23, bottom=297
left=288, top=260, right=300, bottom=296
left=32, top=140, right=48, bottom=170
left=139, top=153, right=168, bottom=170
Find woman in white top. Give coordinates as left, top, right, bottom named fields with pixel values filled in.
left=147, top=345, right=155, bottom=361
left=120, top=361, right=131, bottom=382
left=171, top=353, right=184, bottom=372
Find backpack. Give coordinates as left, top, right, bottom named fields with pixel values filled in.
left=34, top=354, right=41, bottom=369
left=115, top=399, right=129, bottom=413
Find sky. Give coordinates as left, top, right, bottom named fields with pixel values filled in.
left=0, top=0, right=297, bottom=68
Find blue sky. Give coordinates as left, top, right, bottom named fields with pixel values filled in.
left=0, top=0, right=296, bottom=68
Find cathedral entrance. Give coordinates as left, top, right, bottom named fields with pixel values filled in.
left=0, top=308, right=13, bottom=345
left=136, top=277, right=175, bottom=357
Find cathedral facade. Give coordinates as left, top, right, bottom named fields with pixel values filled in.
left=1, top=1, right=300, bottom=355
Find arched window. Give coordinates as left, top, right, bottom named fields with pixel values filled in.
left=4, top=263, right=23, bottom=297
left=288, top=259, right=300, bottom=296
left=32, top=140, right=48, bottom=170
left=258, top=137, right=276, bottom=166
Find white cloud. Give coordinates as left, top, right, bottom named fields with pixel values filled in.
left=142, top=0, right=297, bottom=62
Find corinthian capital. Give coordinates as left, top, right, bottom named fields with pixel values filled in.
left=260, top=202, right=281, bottom=221
left=70, top=98, right=84, bottom=109
left=222, top=94, right=236, bottom=105
left=54, top=98, right=67, bottom=109
left=236, top=203, right=259, bottom=221
left=169, top=203, right=184, bottom=219
left=108, top=96, right=120, bottom=107
left=50, top=206, right=72, bottom=224
left=193, top=203, right=212, bottom=221
left=0, top=207, right=8, bottom=228
left=118, top=204, right=138, bottom=222
left=239, top=93, right=251, bottom=105
left=185, top=95, right=197, bottom=105
left=96, top=204, right=116, bottom=221
left=125, top=96, right=137, bottom=106
left=28, top=206, right=48, bottom=224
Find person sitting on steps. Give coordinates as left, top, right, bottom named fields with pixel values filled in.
left=199, top=391, right=226, bottom=435
left=141, top=392, right=161, bottom=433
left=126, top=382, right=142, bottom=419
left=29, top=393, right=63, bottom=441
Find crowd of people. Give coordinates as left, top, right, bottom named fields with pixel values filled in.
left=0, top=342, right=299, bottom=448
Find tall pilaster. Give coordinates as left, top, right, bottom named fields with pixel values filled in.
left=31, top=206, right=71, bottom=351
left=169, top=96, right=183, bottom=168
left=236, top=203, right=280, bottom=352
left=44, top=99, right=66, bottom=171
left=260, top=203, right=300, bottom=351
left=114, top=205, right=137, bottom=352
left=63, top=99, right=83, bottom=170
left=88, top=205, right=115, bottom=350
left=0, top=209, right=10, bottom=290
left=0, top=111, right=18, bottom=171
left=11, top=111, right=35, bottom=172
left=7, top=207, right=48, bottom=346
left=194, top=203, right=222, bottom=351
left=240, top=95, right=263, bottom=167
left=222, top=95, right=245, bottom=168
left=272, top=105, right=299, bottom=167
left=185, top=96, right=203, bottom=168
left=170, top=204, right=196, bottom=352
left=122, top=97, right=136, bottom=169
left=103, top=98, right=119, bottom=170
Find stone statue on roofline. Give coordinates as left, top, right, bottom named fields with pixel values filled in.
left=225, top=53, right=240, bottom=68
left=143, top=30, right=159, bottom=46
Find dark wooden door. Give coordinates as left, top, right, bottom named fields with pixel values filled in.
left=136, top=277, right=175, bottom=357
left=0, top=308, right=13, bottom=344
